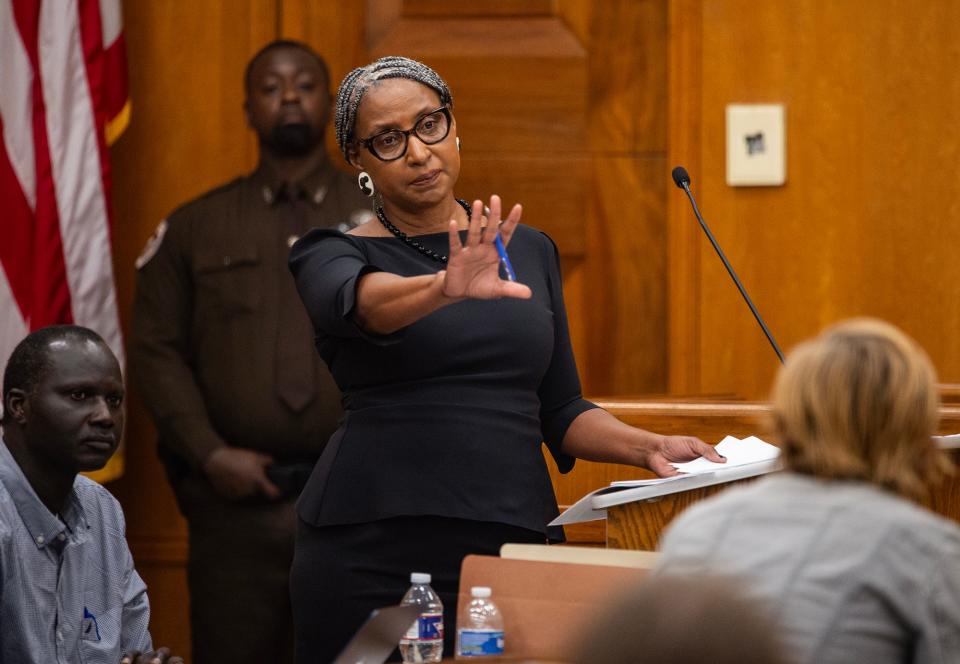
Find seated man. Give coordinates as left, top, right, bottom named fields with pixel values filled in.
left=0, top=325, right=180, bottom=664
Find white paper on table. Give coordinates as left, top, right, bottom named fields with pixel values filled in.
left=612, top=435, right=778, bottom=484
left=670, top=435, right=780, bottom=473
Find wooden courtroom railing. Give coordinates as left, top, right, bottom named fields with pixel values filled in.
left=940, top=384, right=960, bottom=404
left=557, top=399, right=960, bottom=550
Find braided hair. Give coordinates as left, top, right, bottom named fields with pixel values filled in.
left=334, top=56, right=453, bottom=162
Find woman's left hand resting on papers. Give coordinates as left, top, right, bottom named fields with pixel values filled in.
left=561, top=408, right=726, bottom=478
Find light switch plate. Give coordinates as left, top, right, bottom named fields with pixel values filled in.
left=726, top=104, right=786, bottom=186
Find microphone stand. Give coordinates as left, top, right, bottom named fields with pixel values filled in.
left=676, top=177, right=785, bottom=364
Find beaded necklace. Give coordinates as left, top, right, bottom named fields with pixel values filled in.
left=375, top=198, right=472, bottom=264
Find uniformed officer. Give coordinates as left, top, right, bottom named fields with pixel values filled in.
left=131, top=40, right=370, bottom=664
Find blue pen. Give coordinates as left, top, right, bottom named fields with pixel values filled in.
left=494, top=233, right=517, bottom=282
left=83, top=607, right=101, bottom=641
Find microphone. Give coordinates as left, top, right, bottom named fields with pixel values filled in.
left=671, top=166, right=784, bottom=364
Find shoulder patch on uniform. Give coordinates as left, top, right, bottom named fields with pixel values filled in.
left=135, top=219, right=169, bottom=270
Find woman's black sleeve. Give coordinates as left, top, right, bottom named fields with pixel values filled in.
left=536, top=232, right=599, bottom=473
left=288, top=229, right=403, bottom=344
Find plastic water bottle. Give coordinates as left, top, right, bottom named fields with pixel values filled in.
left=399, top=572, right=444, bottom=662
left=456, top=586, right=504, bottom=658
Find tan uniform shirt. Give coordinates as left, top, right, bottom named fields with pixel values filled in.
left=131, top=159, right=370, bottom=470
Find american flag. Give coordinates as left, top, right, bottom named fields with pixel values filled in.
left=0, top=0, right=128, bottom=480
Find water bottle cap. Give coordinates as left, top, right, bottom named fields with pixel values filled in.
left=470, top=586, right=492, bottom=598
left=410, top=572, right=432, bottom=584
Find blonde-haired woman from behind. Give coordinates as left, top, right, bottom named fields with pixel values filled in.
left=655, top=318, right=960, bottom=664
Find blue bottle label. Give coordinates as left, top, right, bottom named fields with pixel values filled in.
left=405, top=612, right=443, bottom=640
left=458, top=629, right=504, bottom=656
left=419, top=613, right=443, bottom=640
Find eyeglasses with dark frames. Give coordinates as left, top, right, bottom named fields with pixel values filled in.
left=357, top=106, right=452, bottom=162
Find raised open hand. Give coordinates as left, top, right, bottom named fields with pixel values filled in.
left=442, top=195, right=532, bottom=300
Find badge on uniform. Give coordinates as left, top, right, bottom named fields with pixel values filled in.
left=135, top=219, right=169, bottom=269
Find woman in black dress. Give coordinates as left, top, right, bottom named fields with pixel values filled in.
left=288, top=56, right=723, bottom=663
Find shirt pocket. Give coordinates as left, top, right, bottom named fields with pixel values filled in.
left=193, top=244, right=262, bottom=315
left=78, top=603, right=122, bottom=664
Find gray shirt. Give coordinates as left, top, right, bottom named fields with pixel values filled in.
left=0, top=441, right=151, bottom=663
left=655, top=472, right=960, bottom=664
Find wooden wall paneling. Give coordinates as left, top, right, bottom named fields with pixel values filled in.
left=562, top=0, right=670, bottom=398
left=545, top=1, right=675, bottom=537
left=560, top=257, right=589, bottom=391
left=665, top=0, right=702, bottom=395
left=580, top=157, right=667, bottom=393
left=110, top=1, right=281, bottom=659
left=694, top=0, right=960, bottom=400
left=402, top=0, right=555, bottom=18
left=696, top=0, right=794, bottom=400
left=575, top=0, right=668, bottom=154
left=280, top=0, right=367, bottom=76
left=364, top=0, right=402, bottom=51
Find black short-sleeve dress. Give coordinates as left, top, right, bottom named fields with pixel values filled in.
left=287, top=223, right=596, bottom=661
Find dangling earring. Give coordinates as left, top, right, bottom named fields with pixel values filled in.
left=358, top=171, right=375, bottom=197
left=456, top=137, right=461, bottom=152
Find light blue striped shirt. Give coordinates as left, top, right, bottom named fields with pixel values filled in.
left=0, top=440, right=152, bottom=663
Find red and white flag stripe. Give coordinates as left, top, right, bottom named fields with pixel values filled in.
left=0, top=0, right=128, bottom=378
